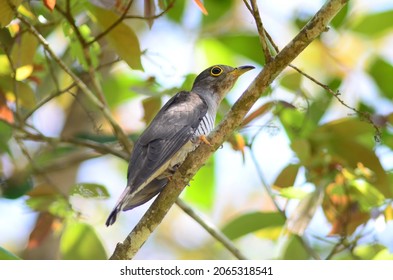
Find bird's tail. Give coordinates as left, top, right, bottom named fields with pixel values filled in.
left=105, top=185, right=132, bottom=226
left=106, top=206, right=120, bottom=226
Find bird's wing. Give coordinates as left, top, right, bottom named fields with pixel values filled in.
left=127, top=90, right=208, bottom=191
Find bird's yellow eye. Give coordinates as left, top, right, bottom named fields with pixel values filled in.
left=210, top=66, right=223, bottom=77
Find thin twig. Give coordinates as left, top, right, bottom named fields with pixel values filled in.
left=87, top=0, right=134, bottom=46
left=175, top=198, right=248, bottom=260
left=289, top=64, right=381, bottom=141
left=87, top=0, right=175, bottom=46
left=18, top=128, right=128, bottom=160
left=23, top=83, right=77, bottom=121
left=247, top=0, right=273, bottom=63
left=43, top=49, right=61, bottom=93
left=124, top=1, right=176, bottom=20
left=325, top=236, right=346, bottom=260
left=56, top=5, right=108, bottom=105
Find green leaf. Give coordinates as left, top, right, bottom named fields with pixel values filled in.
left=279, top=187, right=309, bottom=199
left=330, top=3, right=349, bottom=29
left=0, top=0, right=22, bottom=27
left=0, top=55, right=11, bottom=75
left=69, top=183, right=109, bottom=199
left=278, top=107, right=315, bottom=140
left=217, top=34, right=265, bottom=65
left=11, top=31, right=38, bottom=68
left=373, top=248, right=393, bottom=260
left=352, top=10, right=393, bottom=37
left=101, top=73, right=141, bottom=108
left=273, top=164, right=300, bottom=189
left=328, top=139, right=391, bottom=197
left=313, top=118, right=375, bottom=147
left=0, top=121, right=12, bottom=153
left=25, top=195, right=59, bottom=211
left=26, top=183, right=72, bottom=217
left=0, top=246, right=21, bottom=260
left=280, top=71, right=301, bottom=91
left=0, top=28, right=13, bottom=50
left=291, top=139, right=311, bottom=164
left=281, top=235, right=309, bottom=260
left=197, top=38, right=236, bottom=66
left=0, top=79, right=36, bottom=110
left=68, top=31, right=88, bottom=69
left=202, top=0, right=234, bottom=26
left=2, top=172, right=33, bottom=199
left=354, top=244, right=385, bottom=259
left=307, top=85, right=335, bottom=125
left=184, top=157, right=215, bottom=210
left=166, top=0, right=185, bottom=22
left=26, top=185, right=73, bottom=218
left=89, top=5, right=143, bottom=70
left=222, top=212, right=285, bottom=240
left=64, top=23, right=100, bottom=70
left=350, top=180, right=385, bottom=211
left=369, top=57, right=393, bottom=99
left=15, top=81, right=36, bottom=109
left=142, top=96, right=162, bottom=125
left=60, top=222, right=107, bottom=260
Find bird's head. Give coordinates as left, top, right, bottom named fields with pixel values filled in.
left=191, top=64, right=255, bottom=104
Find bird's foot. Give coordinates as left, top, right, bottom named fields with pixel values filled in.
left=199, top=135, right=212, bottom=146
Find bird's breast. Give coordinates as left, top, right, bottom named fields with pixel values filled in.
left=194, top=112, right=215, bottom=137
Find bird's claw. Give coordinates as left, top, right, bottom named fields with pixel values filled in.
left=199, top=135, right=212, bottom=146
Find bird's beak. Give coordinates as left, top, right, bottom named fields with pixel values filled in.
left=231, top=65, right=255, bottom=77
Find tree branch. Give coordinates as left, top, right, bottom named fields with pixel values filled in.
left=109, top=0, right=348, bottom=260
left=175, top=199, right=248, bottom=260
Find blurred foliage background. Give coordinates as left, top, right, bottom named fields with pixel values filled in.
left=0, top=0, right=393, bottom=260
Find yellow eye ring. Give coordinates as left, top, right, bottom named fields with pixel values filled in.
left=210, top=66, right=223, bottom=77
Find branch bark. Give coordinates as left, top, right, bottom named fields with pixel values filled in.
left=109, top=0, right=348, bottom=260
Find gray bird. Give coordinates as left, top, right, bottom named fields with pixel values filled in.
left=106, top=64, right=254, bottom=226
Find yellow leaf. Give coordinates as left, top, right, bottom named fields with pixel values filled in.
left=8, top=22, right=20, bottom=37
left=384, top=205, right=393, bottom=221
left=255, top=226, right=282, bottom=241
left=11, top=32, right=38, bottom=68
left=15, top=65, right=33, bottom=81
left=0, top=0, right=22, bottom=27
left=17, top=3, right=35, bottom=20
left=273, top=164, right=300, bottom=190
left=0, top=55, right=11, bottom=75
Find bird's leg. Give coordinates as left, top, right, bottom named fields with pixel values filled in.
left=199, top=135, right=212, bottom=146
